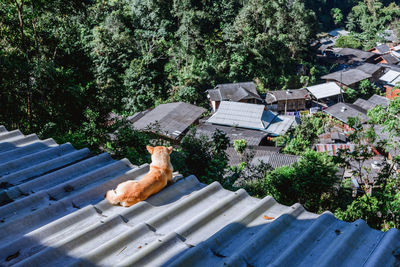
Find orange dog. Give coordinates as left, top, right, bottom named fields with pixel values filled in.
left=105, top=145, right=173, bottom=207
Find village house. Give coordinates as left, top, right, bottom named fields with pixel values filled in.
left=206, top=82, right=262, bottom=111
left=321, top=63, right=384, bottom=89
left=323, top=102, right=369, bottom=126
left=306, top=82, right=343, bottom=106
left=265, top=88, right=310, bottom=113
left=379, top=69, right=400, bottom=99
left=332, top=48, right=381, bottom=65
left=206, top=101, right=298, bottom=137
left=132, top=102, right=206, bottom=142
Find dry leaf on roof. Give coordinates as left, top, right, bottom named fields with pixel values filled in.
left=263, top=215, right=274, bottom=220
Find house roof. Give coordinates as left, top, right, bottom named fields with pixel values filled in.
left=321, top=69, right=371, bottom=86
left=1, top=126, right=400, bottom=266
left=331, top=132, right=347, bottom=143
left=353, top=98, right=376, bottom=111
left=336, top=48, right=378, bottom=62
left=306, top=82, right=343, bottom=99
left=368, top=94, right=390, bottom=108
left=207, top=82, right=261, bottom=102
left=133, top=102, right=206, bottom=140
left=328, top=28, right=350, bottom=37
left=226, top=146, right=298, bottom=167
left=382, top=54, right=399, bottom=65
left=324, top=102, right=369, bottom=124
left=265, top=88, right=309, bottom=104
left=206, top=101, right=275, bottom=130
left=355, top=63, right=383, bottom=75
left=315, top=143, right=356, bottom=156
left=375, top=44, right=391, bottom=54
left=195, top=123, right=269, bottom=146
left=265, top=115, right=299, bottom=137
left=379, top=70, right=400, bottom=86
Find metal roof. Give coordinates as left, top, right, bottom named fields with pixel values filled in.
left=368, top=94, right=389, bottom=108
left=195, top=123, right=269, bottom=146
left=208, top=82, right=261, bottom=102
left=380, top=70, right=400, bottom=86
left=265, top=115, right=299, bottom=137
left=306, top=82, right=343, bottom=100
left=336, top=48, right=378, bottom=62
left=374, top=44, right=391, bottom=54
left=206, top=101, right=275, bottom=130
left=382, top=54, right=399, bottom=65
left=1, top=126, right=400, bottom=266
left=133, top=102, right=206, bottom=140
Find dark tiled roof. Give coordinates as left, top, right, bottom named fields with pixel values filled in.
left=324, top=103, right=369, bottom=124
left=208, top=82, right=261, bottom=102
left=226, top=146, right=297, bottom=167
left=265, top=88, right=309, bottom=103
left=375, top=44, right=391, bottom=54
left=133, top=102, right=206, bottom=140
left=195, top=123, right=269, bottom=146
left=1, top=127, right=400, bottom=266
left=321, top=69, right=371, bottom=86
left=382, top=54, right=399, bottom=65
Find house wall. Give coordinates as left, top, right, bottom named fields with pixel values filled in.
left=210, top=100, right=220, bottom=112
left=276, top=99, right=306, bottom=112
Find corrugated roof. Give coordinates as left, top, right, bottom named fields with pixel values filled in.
left=206, top=101, right=275, bottom=130
left=368, top=94, right=389, bottom=108
left=306, top=82, right=343, bottom=99
left=380, top=70, right=400, bottom=86
left=355, top=63, right=383, bottom=75
left=133, top=102, right=206, bottom=140
left=353, top=98, right=376, bottom=111
left=195, top=123, right=269, bottom=146
left=382, top=54, right=399, bottom=65
left=336, top=48, right=378, bottom=62
left=265, top=115, right=299, bottom=137
left=1, top=126, right=400, bottom=266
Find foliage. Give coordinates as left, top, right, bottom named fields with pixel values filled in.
left=334, top=35, right=362, bottom=49
left=345, top=80, right=380, bottom=103
left=243, top=150, right=339, bottom=212
left=278, top=113, right=331, bottom=155
left=233, top=139, right=247, bottom=154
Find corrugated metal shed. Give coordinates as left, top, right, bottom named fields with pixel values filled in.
left=133, top=102, right=206, bottom=140
left=207, top=101, right=275, bottom=130
left=1, top=126, right=400, bottom=267
left=306, top=82, right=343, bottom=100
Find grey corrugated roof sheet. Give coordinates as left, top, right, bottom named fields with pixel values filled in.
left=208, top=82, right=262, bottom=102
left=207, top=101, right=275, bottom=130
left=133, top=102, right=206, bottom=140
left=354, top=95, right=389, bottom=111
left=355, top=63, right=383, bottom=75
left=1, top=126, right=400, bottom=266
left=324, top=102, right=369, bottom=124
left=265, top=88, right=309, bottom=103
left=195, top=123, right=269, bottom=146
left=379, top=69, right=400, bottom=86
left=226, top=146, right=293, bottom=167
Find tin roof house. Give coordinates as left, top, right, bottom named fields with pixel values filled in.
left=207, top=82, right=262, bottom=111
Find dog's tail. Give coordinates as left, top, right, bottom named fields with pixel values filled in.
left=105, top=189, right=122, bottom=205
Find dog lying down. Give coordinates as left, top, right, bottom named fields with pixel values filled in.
left=105, top=145, right=173, bottom=207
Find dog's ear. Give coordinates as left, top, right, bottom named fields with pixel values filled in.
left=147, top=145, right=154, bottom=154
left=167, top=146, right=173, bottom=154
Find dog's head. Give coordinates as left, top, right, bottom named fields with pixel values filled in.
left=147, top=146, right=173, bottom=166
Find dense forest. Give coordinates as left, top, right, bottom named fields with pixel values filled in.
left=2, top=0, right=400, bottom=230
left=2, top=0, right=398, bottom=137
